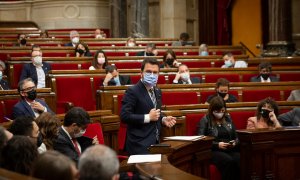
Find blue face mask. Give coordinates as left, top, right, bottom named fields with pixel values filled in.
left=142, top=72, right=158, bottom=88
left=200, top=51, right=208, bottom=56
left=224, top=60, right=233, bottom=67
left=114, top=76, right=121, bottom=86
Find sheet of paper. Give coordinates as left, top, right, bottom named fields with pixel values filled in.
left=127, top=154, right=161, bottom=164
left=164, top=135, right=205, bottom=141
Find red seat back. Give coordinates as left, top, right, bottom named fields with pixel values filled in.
left=10, top=64, right=24, bottom=89
left=184, top=61, right=212, bottom=68
left=113, top=62, right=142, bottom=69
left=162, top=92, right=199, bottom=105
left=205, top=74, right=240, bottom=83
left=229, top=111, right=255, bottom=130
left=279, top=73, right=300, bottom=81
left=185, top=113, right=206, bottom=136
left=242, top=89, right=281, bottom=102
left=83, top=123, right=105, bottom=144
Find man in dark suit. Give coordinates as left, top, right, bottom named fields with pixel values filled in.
left=12, top=78, right=54, bottom=119
left=172, top=64, right=201, bottom=84
left=250, top=62, right=279, bottom=82
left=102, top=65, right=131, bottom=86
left=0, top=60, right=10, bottom=90
left=64, top=30, right=80, bottom=47
left=278, top=107, right=300, bottom=126
left=20, top=49, right=51, bottom=88
left=120, top=58, right=176, bottom=155
left=54, top=107, right=98, bottom=163
left=136, top=43, right=158, bottom=57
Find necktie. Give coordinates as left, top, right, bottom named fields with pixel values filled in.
left=149, top=88, right=157, bottom=108
left=71, top=138, right=81, bottom=156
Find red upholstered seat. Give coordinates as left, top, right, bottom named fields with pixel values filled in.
left=113, top=62, right=142, bottom=69
left=185, top=113, right=206, bottom=136
left=83, top=123, right=104, bottom=144
left=204, top=74, right=240, bottom=83
left=184, top=61, right=212, bottom=68
left=55, top=77, right=97, bottom=113
left=242, top=89, right=281, bottom=102
left=279, top=73, right=300, bottom=81
left=229, top=111, right=255, bottom=130
left=243, top=74, right=255, bottom=82
left=10, top=64, right=24, bottom=89
left=0, top=99, right=19, bottom=121
left=283, top=90, right=292, bottom=100
left=51, top=63, right=80, bottom=70
left=162, top=91, right=199, bottom=105
left=210, top=164, right=222, bottom=180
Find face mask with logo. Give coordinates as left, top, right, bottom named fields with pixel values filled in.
left=26, top=89, right=37, bottom=100
left=72, top=37, right=80, bottom=44
left=224, top=60, right=233, bottom=67
left=77, top=49, right=85, bottom=55
left=213, top=112, right=224, bottom=119
left=261, top=109, right=271, bottom=119
left=143, top=73, right=158, bottom=88
left=200, top=51, right=209, bottom=56
left=74, top=129, right=86, bottom=138
left=218, top=91, right=227, bottom=98
left=260, top=73, right=270, bottom=80
left=128, top=42, right=135, bottom=47
left=166, top=59, right=174, bottom=66
left=97, top=58, right=105, bottom=64
left=180, top=72, right=190, bottom=82
left=20, top=38, right=27, bottom=45
left=36, top=133, right=43, bottom=147
left=33, top=56, right=43, bottom=66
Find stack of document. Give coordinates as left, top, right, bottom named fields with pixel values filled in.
left=163, top=135, right=205, bottom=141
left=127, top=154, right=162, bottom=164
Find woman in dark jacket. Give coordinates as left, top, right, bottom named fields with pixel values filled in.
left=197, top=96, right=240, bottom=180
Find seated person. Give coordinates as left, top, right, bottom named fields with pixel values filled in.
left=103, top=65, right=131, bottom=86
left=94, top=28, right=106, bottom=39
left=32, top=150, right=79, bottom=180
left=160, top=49, right=181, bottom=68
left=250, top=62, right=279, bottom=82
left=20, top=49, right=51, bottom=88
left=126, top=37, right=136, bottom=47
left=53, top=107, right=99, bottom=163
left=172, top=64, right=201, bottom=84
left=40, top=30, right=49, bottom=38
left=199, top=43, right=209, bottom=56
left=171, top=32, right=194, bottom=46
left=206, top=78, right=238, bottom=103
left=287, top=89, right=300, bottom=101
left=31, top=44, right=41, bottom=52
left=2, top=136, right=38, bottom=175
left=9, top=116, right=46, bottom=153
left=221, top=52, right=247, bottom=68
left=89, top=50, right=108, bottom=70
left=197, top=96, right=240, bottom=180
left=278, top=107, right=300, bottom=126
left=65, top=30, right=80, bottom=47
left=75, top=42, right=92, bottom=57
left=12, top=78, right=54, bottom=119
left=14, top=34, right=27, bottom=47
left=0, top=60, right=10, bottom=90
left=136, top=43, right=158, bottom=56
left=247, top=98, right=281, bottom=129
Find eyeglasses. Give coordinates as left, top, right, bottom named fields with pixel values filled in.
left=22, top=86, right=36, bottom=92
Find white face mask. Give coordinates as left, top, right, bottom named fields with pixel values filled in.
left=180, top=72, right=190, bottom=81
left=128, top=42, right=135, bottom=47
left=97, top=58, right=105, bottom=64
left=213, top=112, right=224, bottom=119
left=0, top=71, right=2, bottom=81
left=72, top=37, right=79, bottom=44
left=95, top=34, right=102, bottom=39
left=74, top=129, right=86, bottom=138
left=33, top=56, right=43, bottom=66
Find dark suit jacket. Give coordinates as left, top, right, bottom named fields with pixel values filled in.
left=0, top=79, right=10, bottom=90
left=250, top=75, right=279, bottom=82
left=53, top=127, right=93, bottom=163
left=278, top=107, right=300, bottom=126
left=64, top=42, right=74, bottom=47
left=20, top=62, right=51, bottom=86
left=173, top=77, right=201, bottom=84
left=120, top=80, right=163, bottom=155
left=107, top=75, right=131, bottom=86
left=12, top=98, right=54, bottom=119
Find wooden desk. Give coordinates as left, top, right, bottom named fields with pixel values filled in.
left=237, top=128, right=300, bottom=180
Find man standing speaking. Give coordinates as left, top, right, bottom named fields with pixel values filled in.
left=121, top=58, right=176, bottom=155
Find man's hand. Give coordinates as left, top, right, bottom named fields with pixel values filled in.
left=163, top=116, right=176, bottom=128
left=31, top=101, right=45, bottom=112
left=174, top=72, right=181, bottom=81
left=149, top=108, right=160, bottom=121
left=92, top=136, right=99, bottom=145
left=103, top=73, right=114, bottom=86
left=218, top=142, right=230, bottom=150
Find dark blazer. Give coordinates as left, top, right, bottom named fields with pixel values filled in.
left=64, top=42, right=74, bottom=47
left=0, top=79, right=10, bottom=90
left=206, top=94, right=238, bottom=104
left=120, top=80, right=163, bottom=155
left=20, top=62, right=51, bottom=86
left=278, top=107, right=300, bottom=126
left=107, top=75, right=131, bottom=86
left=53, top=127, right=93, bottom=163
left=197, top=114, right=239, bottom=151
left=12, top=98, right=54, bottom=119
left=173, top=77, right=201, bottom=84
left=250, top=75, right=279, bottom=82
